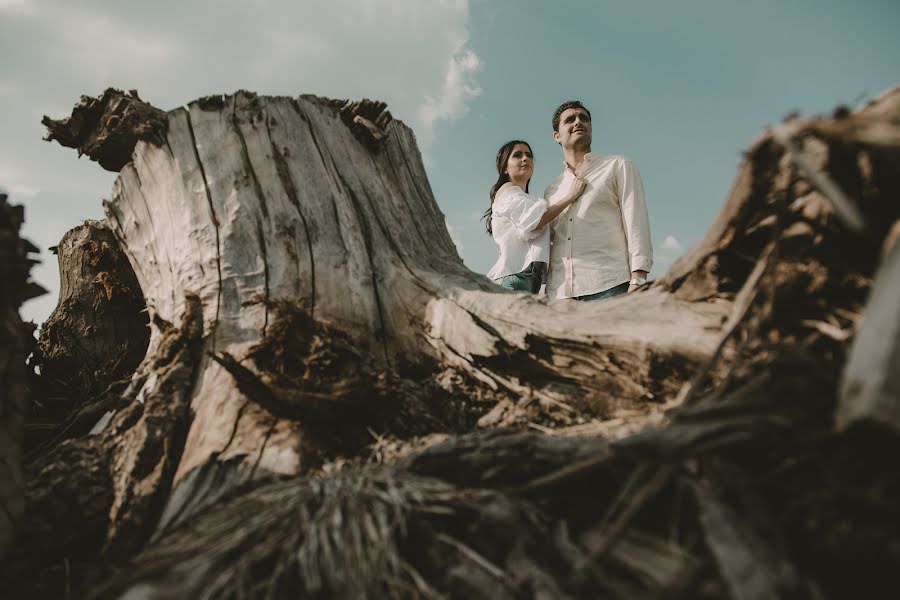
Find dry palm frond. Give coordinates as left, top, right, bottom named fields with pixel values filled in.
left=94, top=463, right=557, bottom=599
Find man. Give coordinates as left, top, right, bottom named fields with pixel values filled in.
left=544, top=100, right=653, bottom=300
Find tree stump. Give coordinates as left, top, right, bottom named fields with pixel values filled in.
left=6, top=85, right=899, bottom=598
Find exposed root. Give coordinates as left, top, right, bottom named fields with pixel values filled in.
left=215, top=301, right=480, bottom=463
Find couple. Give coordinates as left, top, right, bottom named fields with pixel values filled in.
left=485, top=101, right=653, bottom=301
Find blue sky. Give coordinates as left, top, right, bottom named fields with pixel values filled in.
left=2, top=0, right=898, bottom=324
left=433, top=0, right=900, bottom=277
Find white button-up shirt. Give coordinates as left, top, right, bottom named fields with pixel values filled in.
left=486, top=186, right=550, bottom=280
left=544, top=153, right=653, bottom=299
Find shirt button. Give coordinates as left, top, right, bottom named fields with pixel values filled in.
left=567, top=237, right=571, bottom=240
left=569, top=218, right=573, bottom=221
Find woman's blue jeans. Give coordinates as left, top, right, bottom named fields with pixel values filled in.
left=496, top=262, right=544, bottom=293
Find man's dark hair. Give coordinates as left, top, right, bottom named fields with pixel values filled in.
left=552, top=100, right=591, bottom=132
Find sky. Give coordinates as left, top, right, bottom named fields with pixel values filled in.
left=2, top=0, right=898, bottom=325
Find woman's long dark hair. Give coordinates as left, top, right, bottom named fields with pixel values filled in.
left=482, top=140, right=532, bottom=235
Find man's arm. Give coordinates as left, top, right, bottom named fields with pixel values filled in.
left=617, top=159, right=653, bottom=293
left=628, top=269, right=649, bottom=293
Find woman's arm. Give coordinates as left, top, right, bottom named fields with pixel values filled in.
left=531, top=176, right=586, bottom=230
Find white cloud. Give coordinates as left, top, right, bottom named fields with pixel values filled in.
left=0, top=80, right=19, bottom=95
left=417, top=49, right=482, bottom=145
left=652, top=236, right=686, bottom=277
left=12, top=1, right=481, bottom=147
left=5, top=182, right=41, bottom=198
left=661, top=235, right=683, bottom=251
left=1, top=0, right=483, bottom=325
left=0, top=165, right=41, bottom=198
left=60, top=13, right=178, bottom=74
left=446, top=219, right=464, bottom=254
left=0, top=0, right=34, bottom=15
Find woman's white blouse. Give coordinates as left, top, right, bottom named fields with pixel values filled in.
left=486, top=186, right=550, bottom=280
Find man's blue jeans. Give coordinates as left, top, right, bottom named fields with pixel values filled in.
left=573, top=281, right=629, bottom=301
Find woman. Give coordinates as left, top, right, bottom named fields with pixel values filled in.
left=484, top=140, right=586, bottom=292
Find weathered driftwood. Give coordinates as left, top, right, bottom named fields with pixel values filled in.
left=97, top=90, right=725, bottom=484
left=27, top=220, right=148, bottom=452
left=86, top=344, right=897, bottom=599
left=0, top=193, right=44, bottom=558
left=41, top=88, right=166, bottom=172
left=34, top=90, right=727, bottom=550
left=838, top=225, right=900, bottom=432
left=7, top=85, right=899, bottom=598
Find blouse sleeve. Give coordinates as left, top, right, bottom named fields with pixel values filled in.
left=492, top=187, right=548, bottom=241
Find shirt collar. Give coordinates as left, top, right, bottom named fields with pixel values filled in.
left=563, top=151, right=600, bottom=173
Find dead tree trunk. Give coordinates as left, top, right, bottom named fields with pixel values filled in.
left=27, top=220, right=148, bottom=451
left=10, top=85, right=900, bottom=599
left=102, top=91, right=728, bottom=476
left=0, top=193, right=44, bottom=558
left=41, top=89, right=728, bottom=501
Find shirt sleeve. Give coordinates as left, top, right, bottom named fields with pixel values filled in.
left=493, top=187, right=549, bottom=242
left=617, top=159, right=654, bottom=273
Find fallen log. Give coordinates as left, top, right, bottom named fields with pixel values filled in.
left=5, top=84, right=899, bottom=598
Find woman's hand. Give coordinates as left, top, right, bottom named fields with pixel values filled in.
left=530, top=176, right=589, bottom=231
left=564, top=176, right=587, bottom=204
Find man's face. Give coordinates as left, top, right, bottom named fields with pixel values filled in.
left=553, top=107, right=592, bottom=151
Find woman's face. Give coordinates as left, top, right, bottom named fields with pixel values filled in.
left=505, top=143, right=534, bottom=181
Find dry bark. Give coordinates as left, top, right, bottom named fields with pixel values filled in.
left=837, top=224, right=900, bottom=432
left=7, top=85, right=900, bottom=599
left=0, top=193, right=44, bottom=558
left=41, top=88, right=167, bottom=172
left=28, top=220, right=148, bottom=451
